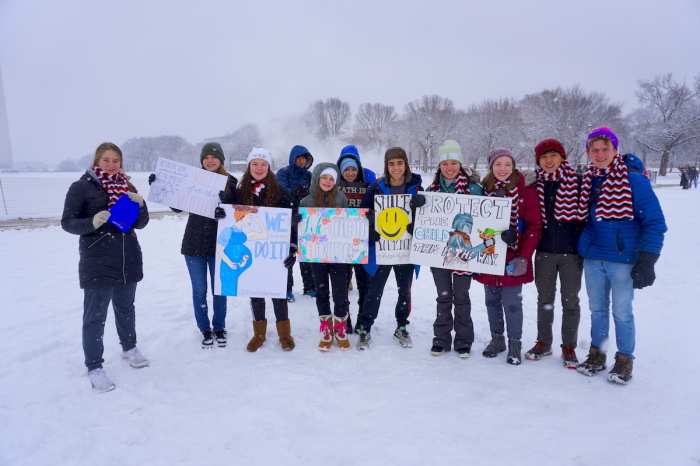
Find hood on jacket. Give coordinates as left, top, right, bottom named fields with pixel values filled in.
left=309, top=162, right=341, bottom=195
left=337, top=145, right=366, bottom=183
left=288, top=145, right=313, bottom=171
left=622, top=153, right=645, bottom=173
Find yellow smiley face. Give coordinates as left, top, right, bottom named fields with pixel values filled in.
left=377, top=208, right=409, bottom=240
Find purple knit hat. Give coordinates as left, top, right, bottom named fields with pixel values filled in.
left=586, top=127, right=618, bottom=149
left=487, top=148, right=516, bottom=168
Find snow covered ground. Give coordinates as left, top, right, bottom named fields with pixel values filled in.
left=1, top=173, right=698, bottom=465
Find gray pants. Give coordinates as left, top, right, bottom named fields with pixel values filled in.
left=534, top=251, right=583, bottom=348
left=484, top=284, right=523, bottom=339
left=431, top=268, right=473, bottom=350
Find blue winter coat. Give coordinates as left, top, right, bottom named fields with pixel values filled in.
left=276, top=145, right=313, bottom=190
left=360, top=174, right=422, bottom=277
left=577, top=154, right=667, bottom=263
left=339, top=145, right=377, bottom=184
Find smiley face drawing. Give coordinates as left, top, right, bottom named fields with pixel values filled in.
left=377, top=208, right=410, bottom=240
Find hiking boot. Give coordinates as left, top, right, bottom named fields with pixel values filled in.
left=525, top=341, right=553, bottom=361
left=276, top=320, right=295, bottom=351
left=507, top=338, right=522, bottom=365
left=318, top=315, right=333, bottom=352
left=286, top=292, right=295, bottom=303
left=122, top=347, right=150, bottom=368
left=214, top=330, right=227, bottom=348
left=393, top=326, right=413, bottom=348
left=608, top=353, right=633, bottom=385
left=89, top=368, right=116, bottom=393
left=202, top=330, right=214, bottom=349
left=456, top=345, right=472, bottom=359
left=430, top=345, right=446, bottom=356
left=246, top=320, right=267, bottom=352
left=356, top=329, right=371, bottom=350
left=577, top=346, right=607, bottom=376
left=561, top=346, right=579, bottom=369
left=482, top=332, right=506, bottom=358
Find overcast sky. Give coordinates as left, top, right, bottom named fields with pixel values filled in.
left=1, top=0, right=699, bottom=166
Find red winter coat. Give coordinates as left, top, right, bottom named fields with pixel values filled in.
left=475, top=171, right=542, bottom=287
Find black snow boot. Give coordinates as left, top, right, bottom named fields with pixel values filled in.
left=482, top=332, right=506, bottom=358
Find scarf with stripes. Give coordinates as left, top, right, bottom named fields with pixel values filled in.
left=536, top=161, right=583, bottom=223
left=251, top=180, right=266, bottom=198
left=94, top=166, right=129, bottom=207
left=427, top=171, right=472, bottom=194
left=578, top=153, right=634, bottom=221
left=487, top=178, right=519, bottom=253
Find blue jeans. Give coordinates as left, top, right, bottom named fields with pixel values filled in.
left=583, top=259, right=635, bottom=358
left=185, top=256, right=227, bottom=332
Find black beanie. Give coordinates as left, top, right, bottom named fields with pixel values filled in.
left=200, top=142, right=225, bottom=164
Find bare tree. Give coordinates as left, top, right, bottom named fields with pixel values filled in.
left=209, top=123, right=263, bottom=168
left=462, top=97, right=524, bottom=169
left=122, top=136, right=194, bottom=171
left=632, top=73, right=700, bottom=175
left=354, top=102, right=397, bottom=150
left=305, top=98, right=352, bottom=141
left=402, top=95, right=459, bottom=171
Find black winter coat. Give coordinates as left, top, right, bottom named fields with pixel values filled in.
left=61, top=170, right=149, bottom=288
left=536, top=180, right=584, bottom=255
left=180, top=174, right=238, bottom=257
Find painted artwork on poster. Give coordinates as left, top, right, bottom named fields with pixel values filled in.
left=147, top=157, right=228, bottom=218
left=298, top=208, right=369, bottom=264
left=214, top=205, right=292, bottom=298
left=374, top=194, right=412, bottom=265
left=410, top=192, right=512, bottom=274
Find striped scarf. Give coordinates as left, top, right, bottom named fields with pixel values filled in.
left=488, top=179, right=519, bottom=253
left=251, top=180, right=266, bottom=198
left=427, top=171, right=472, bottom=194
left=536, top=161, right=583, bottom=223
left=578, top=153, right=634, bottom=221
left=94, top=166, right=129, bottom=207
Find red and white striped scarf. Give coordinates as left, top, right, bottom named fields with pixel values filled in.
left=427, top=171, right=472, bottom=194
left=94, top=166, right=129, bottom=207
left=536, top=161, right=583, bottom=224
left=251, top=180, right=266, bottom=198
left=578, top=153, right=634, bottom=221
left=487, top=179, right=519, bottom=253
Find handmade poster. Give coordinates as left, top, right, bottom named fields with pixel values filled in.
left=374, top=194, right=412, bottom=265
left=297, top=208, right=369, bottom=264
left=214, top=205, right=292, bottom=298
left=410, top=192, right=512, bottom=274
left=147, top=157, right=228, bottom=219
left=337, top=182, right=368, bottom=208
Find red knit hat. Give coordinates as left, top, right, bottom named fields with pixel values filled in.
left=534, top=139, right=566, bottom=162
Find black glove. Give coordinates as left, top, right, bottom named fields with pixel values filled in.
left=406, top=222, right=414, bottom=235
left=369, top=227, right=381, bottom=243
left=410, top=194, right=426, bottom=209
left=292, top=213, right=303, bottom=226
left=508, top=256, right=528, bottom=277
left=219, top=190, right=235, bottom=204
left=366, top=209, right=375, bottom=228
left=148, top=173, right=156, bottom=185
left=631, top=251, right=659, bottom=289
left=501, top=229, right=517, bottom=246
left=214, top=206, right=226, bottom=219
left=293, top=185, right=310, bottom=202
left=283, top=248, right=297, bottom=269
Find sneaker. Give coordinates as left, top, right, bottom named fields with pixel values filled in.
left=577, top=347, right=607, bottom=377
left=214, top=330, right=227, bottom=348
left=122, top=347, right=150, bottom=368
left=561, top=347, right=579, bottom=369
left=356, top=329, right=371, bottom=351
left=430, top=345, right=446, bottom=356
left=89, top=368, right=116, bottom=393
left=525, top=341, right=553, bottom=360
left=286, top=292, right=295, bottom=303
left=482, top=332, right=506, bottom=358
left=393, top=326, right=413, bottom=348
left=202, top=330, right=214, bottom=349
left=608, top=353, right=633, bottom=385
left=456, top=346, right=472, bottom=358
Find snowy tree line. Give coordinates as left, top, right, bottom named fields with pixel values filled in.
left=57, top=73, right=700, bottom=176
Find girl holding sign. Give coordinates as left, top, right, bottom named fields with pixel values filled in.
left=299, top=163, right=351, bottom=351
left=475, top=148, right=543, bottom=365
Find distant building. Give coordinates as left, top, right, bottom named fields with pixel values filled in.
left=0, top=65, right=13, bottom=170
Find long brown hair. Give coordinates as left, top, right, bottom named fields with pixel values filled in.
left=482, top=169, right=520, bottom=193
left=204, top=161, right=232, bottom=195
left=314, top=184, right=338, bottom=207
left=92, top=142, right=123, bottom=169
left=237, top=165, right=282, bottom=207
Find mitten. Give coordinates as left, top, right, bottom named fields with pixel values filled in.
left=410, top=194, right=427, bottom=209
left=508, top=256, right=528, bottom=276
left=148, top=173, right=156, bottom=185
left=214, top=206, right=226, bottom=219
left=292, top=213, right=303, bottom=226
left=92, top=211, right=111, bottom=230
left=406, top=222, right=414, bottom=235
left=501, top=228, right=517, bottom=245
left=127, top=192, right=144, bottom=206
left=283, top=248, right=297, bottom=269
left=219, top=190, right=235, bottom=204
left=631, top=251, right=659, bottom=289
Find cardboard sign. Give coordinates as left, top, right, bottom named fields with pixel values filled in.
left=374, top=194, right=412, bottom=265
left=214, top=205, right=292, bottom=298
left=297, top=208, right=369, bottom=264
left=147, top=157, right=228, bottom=219
left=410, top=192, right=512, bottom=274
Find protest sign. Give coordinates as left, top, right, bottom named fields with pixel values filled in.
left=298, top=208, right=369, bottom=264
left=374, top=194, right=412, bottom=265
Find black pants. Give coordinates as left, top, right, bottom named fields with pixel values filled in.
left=348, top=263, right=370, bottom=317
left=357, top=264, right=413, bottom=332
left=431, top=268, right=473, bottom=351
left=286, top=262, right=316, bottom=294
left=311, top=263, right=349, bottom=317
left=250, top=298, right=288, bottom=322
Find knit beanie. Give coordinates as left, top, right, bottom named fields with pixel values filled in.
left=534, top=139, right=566, bottom=162
left=586, top=127, right=619, bottom=149
left=247, top=148, right=273, bottom=167
left=339, top=157, right=358, bottom=175
left=384, top=147, right=410, bottom=182
left=487, top=148, right=516, bottom=168
left=320, top=167, right=338, bottom=182
left=438, top=140, right=463, bottom=165
left=200, top=142, right=225, bottom=164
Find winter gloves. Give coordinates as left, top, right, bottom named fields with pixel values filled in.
left=507, top=256, right=528, bottom=277
left=283, top=247, right=297, bottom=269
left=410, top=194, right=426, bottom=209
left=214, top=206, right=226, bottom=219
left=500, top=229, right=517, bottom=245
left=127, top=192, right=144, bottom=206
left=148, top=173, right=156, bottom=185
left=292, top=213, right=303, bottom=226
left=366, top=210, right=381, bottom=242
left=219, top=190, right=235, bottom=204
left=92, top=211, right=111, bottom=230
left=631, top=251, right=659, bottom=289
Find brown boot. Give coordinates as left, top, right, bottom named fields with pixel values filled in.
left=276, top=320, right=295, bottom=351
left=608, top=353, right=633, bottom=384
left=318, top=315, right=333, bottom=352
left=576, top=346, right=607, bottom=376
left=246, top=320, right=267, bottom=352
left=333, top=315, right=351, bottom=350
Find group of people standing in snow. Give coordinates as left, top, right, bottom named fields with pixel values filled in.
left=62, top=127, right=666, bottom=393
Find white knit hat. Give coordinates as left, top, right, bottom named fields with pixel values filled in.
left=246, top=148, right=273, bottom=166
